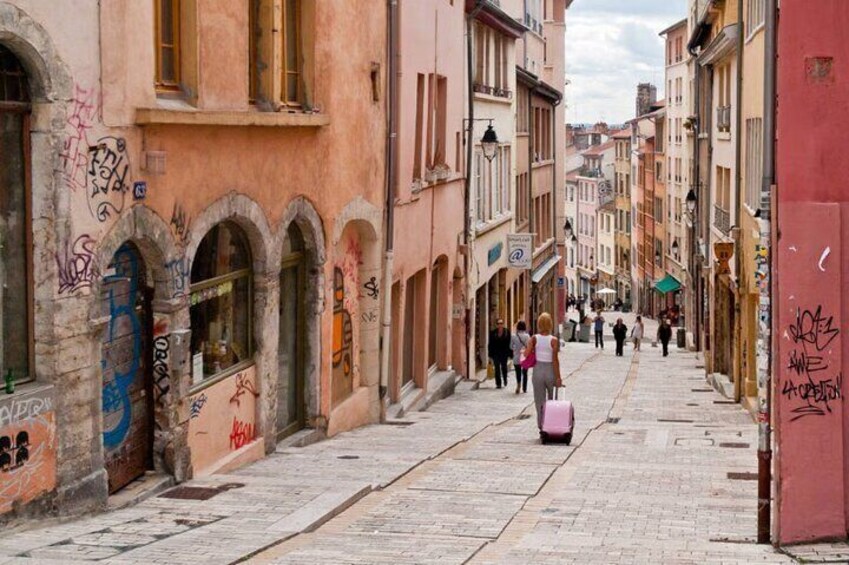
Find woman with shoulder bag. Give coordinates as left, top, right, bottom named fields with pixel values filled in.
left=510, top=321, right=531, bottom=394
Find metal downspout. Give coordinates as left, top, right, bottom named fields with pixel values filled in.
left=733, top=0, right=744, bottom=403
left=757, top=0, right=777, bottom=545
left=464, top=1, right=485, bottom=380
left=379, top=0, right=399, bottom=415
left=687, top=42, right=702, bottom=353
left=552, top=92, right=562, bottom=336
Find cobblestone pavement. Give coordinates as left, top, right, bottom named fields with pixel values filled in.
left=0, top=318, right=796, bottom=564
left=248, top=318, right=794, bottom=565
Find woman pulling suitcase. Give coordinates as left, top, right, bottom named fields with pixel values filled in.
left=523, top=313, right=562, bottom=436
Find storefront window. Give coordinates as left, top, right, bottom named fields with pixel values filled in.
left=190, top=222, right=253, bottom=382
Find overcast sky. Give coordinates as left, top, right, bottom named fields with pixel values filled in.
left=565, top=0, right=688, bottom=125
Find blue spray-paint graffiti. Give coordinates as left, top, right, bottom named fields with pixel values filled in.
left=102, top=244, right=142, bottom=451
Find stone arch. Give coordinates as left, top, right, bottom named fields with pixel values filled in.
left=272, top=197, right=328, bottom=433
left=0, top=3, right=73, bottom=102
left=186, top=192, right=273, bottom=277
left=328, top=197, right=383, bottom=433
left=93, top=205, right=181, bottom=305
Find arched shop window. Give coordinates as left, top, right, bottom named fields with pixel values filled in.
left=190, top=222, right=253, bottom=383
left=0, top=45, right=33, bottom=384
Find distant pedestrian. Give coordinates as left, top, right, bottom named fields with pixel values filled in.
left=488, top=319, right=512, bottom=389
left=527, top=313, right=561, bottom=433
left=631, top=315, right=644, bottom=351
left=612, top=318, right=628, bottom=356
left=510, top=321, right=531, bottom=394
left=593, top=311, right=605, bottom=349
left=657, top=318, right=673, bottom=357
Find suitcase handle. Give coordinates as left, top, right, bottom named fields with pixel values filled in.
left=554, top=386, right=566, bottom=400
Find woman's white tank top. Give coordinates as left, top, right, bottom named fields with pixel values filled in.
left=534, top=334, right=555, bottom=363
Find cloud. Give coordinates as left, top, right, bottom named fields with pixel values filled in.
left=565, top=0, right=688, bottom=125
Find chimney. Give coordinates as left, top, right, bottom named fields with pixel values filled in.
left=636, top=83, right=657, bottom=117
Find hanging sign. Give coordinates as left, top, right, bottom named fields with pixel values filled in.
left=507, top=234, right=533, bottom=269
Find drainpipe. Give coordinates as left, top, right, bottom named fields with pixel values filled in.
left=757, top=0, right=777, bottom=545
left=551, top=91, right=562, bottom=336
left=379, top=0, right=399, bottom=414
left=733, top=0, right=744, bottom=403
left=687, top=39, right=701, bottom=352
left=464, top=1, right=486, bottom=379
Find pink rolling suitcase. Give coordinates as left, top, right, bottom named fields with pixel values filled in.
left=540, top=387, right=574, bottom=445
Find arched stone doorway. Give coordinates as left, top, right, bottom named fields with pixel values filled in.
left=100, top=242, right=154, bottom=494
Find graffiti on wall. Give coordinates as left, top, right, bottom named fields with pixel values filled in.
left=165, top=257, right=190, bottom=299
left=56, top=234, right=99, bottom=295
left=0, top=389, right=57, bottom=514
left=190, top=394, right=208, bottom=419
left=782, top=305, right=842, bottom=421
left=59, top=85, right=98, bottom=192
left=229, top=417, right=255, bottom=450
left=88, top=136, right=131, bottom=223
left=229, top=373, right=259, bottom=408
left=332, top=267, right=354, bottom=383
left=187, top=367, right=258, bottom=474
left=170, top=202, right=190, bottom=247
left=102, top=246, right=142, bottom=451
left=153, top=335, right=170, bottom=403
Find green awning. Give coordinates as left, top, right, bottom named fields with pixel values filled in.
left=654, top=274, right=681, bottom=295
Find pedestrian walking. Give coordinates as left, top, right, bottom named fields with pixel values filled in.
left=487, top=318, right=512, bottom=389
left=657, top=318, right=673, bottom=357
left=612, top=318, right=628, bottom=356
left=526, top=313, right=561, bottom=433
left=510, top=321, right=531, bottom=394
left=593, top=311, right=605, bottom=349
left=631, top=315, right=644, bottom=351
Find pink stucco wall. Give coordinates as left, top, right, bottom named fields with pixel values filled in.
left=775, top=0, right=849, bottom=544
left=391, top=0, right=467, bottom=388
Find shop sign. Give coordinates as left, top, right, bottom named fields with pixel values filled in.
left=714, top=242, right=734, bottom=275
left=190, top=280, right=234, bottom=306
left=488, top=242, right=504, bottom=266
left=506, top=233, right=533, bottom=269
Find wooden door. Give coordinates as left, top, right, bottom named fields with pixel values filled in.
left=101, top=243, right=152, bottom=494
left=277, top=259, right=305, bottom=440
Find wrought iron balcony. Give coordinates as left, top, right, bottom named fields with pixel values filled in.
left=714, top=204, right=731, bottom=233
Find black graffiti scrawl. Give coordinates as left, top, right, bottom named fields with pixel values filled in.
left=88, top=136, right=130, bottom=222
left=782, top=305, right=843, bottom=421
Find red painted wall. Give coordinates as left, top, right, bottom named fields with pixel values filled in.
left=775, top=0, right=849, bottom=544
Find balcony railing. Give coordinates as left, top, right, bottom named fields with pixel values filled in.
left=714, top=204, right=731, bottom=233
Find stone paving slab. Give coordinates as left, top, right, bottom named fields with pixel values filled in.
left=263, top=532, right=485, bottom=565
left=344, top=489, right=526, bottom=539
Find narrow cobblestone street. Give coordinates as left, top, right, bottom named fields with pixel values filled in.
left=0, top=318, right=792, bottom=564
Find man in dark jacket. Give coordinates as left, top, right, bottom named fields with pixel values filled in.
left=657, top=318, right=673, bottom=357
left=488, top=319, right=512, bottom=389
left=612, top=318, right=628, bottom=356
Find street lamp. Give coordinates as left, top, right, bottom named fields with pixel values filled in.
left=481, top=124, right=499, bottom=162
left=563, top=219, right=574, bottom=240
left=672, top=239, right=679, bottom=254
left=686, top=189, right=697, bottom=213
left=570, top=234, right=578, bottom=247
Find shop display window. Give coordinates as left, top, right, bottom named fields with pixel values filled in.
left=190, top=222, right=253, bottom=382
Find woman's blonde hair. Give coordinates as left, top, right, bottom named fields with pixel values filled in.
left=537, top=312, right=553, bottom=334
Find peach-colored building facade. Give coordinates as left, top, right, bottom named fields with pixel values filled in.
left=0, top=0, right=385, bottom=519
